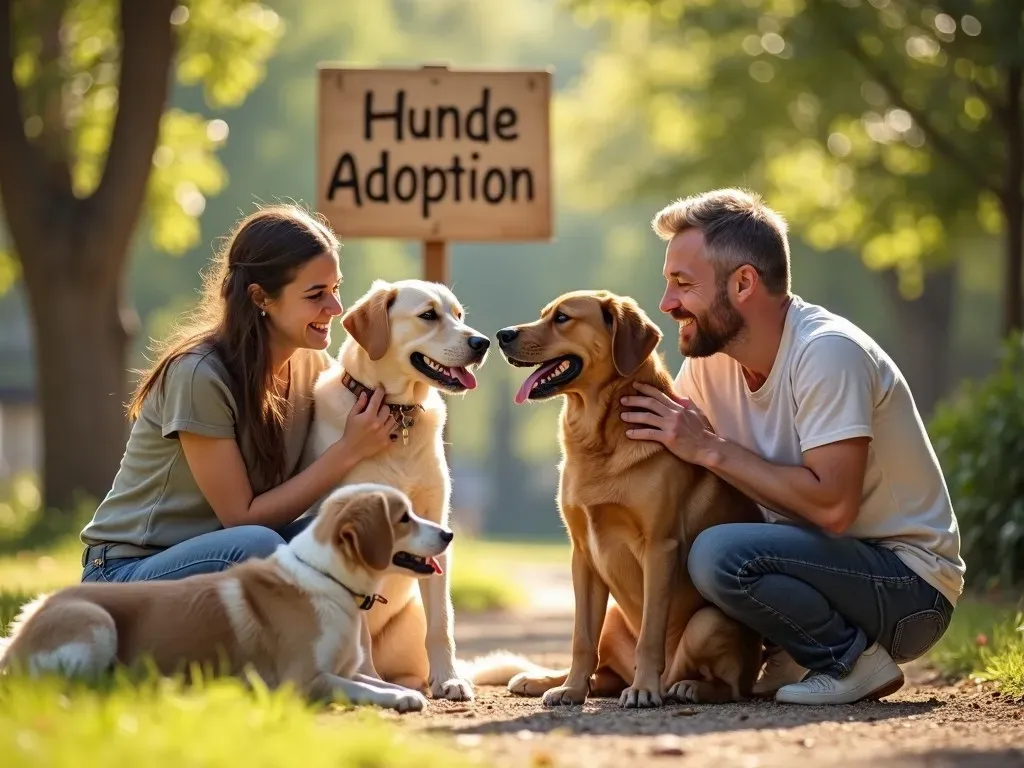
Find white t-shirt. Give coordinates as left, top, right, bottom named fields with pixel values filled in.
left=676, top=294, right=965, bottom=607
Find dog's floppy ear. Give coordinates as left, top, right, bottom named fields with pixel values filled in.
left=342, top=284, right=399, bottom=361
left=336, top=491, right=394, bottom=572
left=603, top=296, right=662, bottom=377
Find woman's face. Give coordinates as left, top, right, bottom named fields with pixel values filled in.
left=262, top=250, right=344, bottom=353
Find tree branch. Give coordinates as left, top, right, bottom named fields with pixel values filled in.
left=816, top=2, right=1001, bottom=196
left=0, top=0, right=50, bottom=267
left=88, top=0, right=176, bottom=280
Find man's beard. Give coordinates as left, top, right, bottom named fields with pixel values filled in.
left=673, top=285, right=745, bottom=358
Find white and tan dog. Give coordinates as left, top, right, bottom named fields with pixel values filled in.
left=0, top=483, right=449, bottom=714
left=306, top=278, right=492, bottom=701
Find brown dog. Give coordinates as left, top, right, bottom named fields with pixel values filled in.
left=0, top=483, right=451, bottom=713
left=496, top=290, right=763, bottom=708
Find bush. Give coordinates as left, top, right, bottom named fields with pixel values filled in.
left=929, top=332, right=1024, bottom=591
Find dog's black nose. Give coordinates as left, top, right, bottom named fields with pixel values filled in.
left=440, top=529, right=455, bottom=543
left=467, top=336, right=490, bottom=352
left=496, top=328, right=519, bottom=345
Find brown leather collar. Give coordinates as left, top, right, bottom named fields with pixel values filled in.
left=341, top=370, right=424, bottom=444
left=292, top=553, right=388, bottom=610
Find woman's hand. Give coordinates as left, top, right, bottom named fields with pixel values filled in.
left=333, top=387, right=395, bottom=465
left=181, top=388, right=396, bottom=530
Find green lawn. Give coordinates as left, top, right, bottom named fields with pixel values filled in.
left=2, top=491, right=1021, bottom=767
left=1, top=672, right=483, bottom=768
left=449, top=536, right=568, bottom=612
left=0, top=529, right=559, bottom=768
left=0, top=534, right=564, bottom=629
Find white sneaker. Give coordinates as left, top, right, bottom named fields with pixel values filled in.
left=752, top=647, right=808, bottom=696
left=774, top=642, right=904, bottom=705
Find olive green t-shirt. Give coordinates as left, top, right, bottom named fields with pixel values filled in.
left=80, top=343, right=334, bottom=552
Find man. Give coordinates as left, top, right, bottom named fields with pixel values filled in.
left=620, top=188, right=965, bottom=705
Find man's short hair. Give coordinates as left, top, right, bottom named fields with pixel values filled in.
left=651, top=188, right=791, bottom=295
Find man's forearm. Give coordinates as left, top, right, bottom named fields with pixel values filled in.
left=696, top=436, right=851, bottom=533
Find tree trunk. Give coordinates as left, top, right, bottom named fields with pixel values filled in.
left=0, top=0, right=175, bottom=514
left=1002, top=66, right=1023, bottom=337
left=879, top=264, right=957, bottom=421
left=23, top=256, right=135, bottom=513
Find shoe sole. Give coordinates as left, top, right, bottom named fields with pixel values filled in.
left=775, top=671, right=905, bottom=706
left=863, top=673, right=905, bottom=701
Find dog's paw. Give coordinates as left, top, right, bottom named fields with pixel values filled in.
left=541, top=685, right=588, bottom=707
left=382, top=689, right=429, bottom=714
left=508, top=672, right=564, bottom=698
left=618, top=683, right=664, bottom=709
left=431, top=675, right=474, bottom=701
left=667, top=680, right=703, bottom=704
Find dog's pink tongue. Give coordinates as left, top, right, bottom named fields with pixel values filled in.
left=451, top=367, right=477, bottom=390
left=427, top=556, right=443, bottom=575
left=514, top=361, right=560, bottom=405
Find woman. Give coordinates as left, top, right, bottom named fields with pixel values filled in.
left=80, top=204, right=394, bottom=583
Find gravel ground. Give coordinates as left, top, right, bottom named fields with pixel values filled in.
left=396, top=662, right=1024, bottom=768
left=334, top=565, right=1024, bottom=767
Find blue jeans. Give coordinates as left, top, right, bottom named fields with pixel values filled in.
left=688, top=522, right=954, bottom=678
left=81, top=517, right=313, bottom=583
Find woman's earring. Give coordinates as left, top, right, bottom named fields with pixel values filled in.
left=260, top=308, right=266, bottom=317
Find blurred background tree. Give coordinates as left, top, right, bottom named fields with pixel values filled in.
left=0, top=0, right=1017, bottom=552
left=562, top=0, right=1022, bottom=413
left=0, top=0, right=282, bottom=512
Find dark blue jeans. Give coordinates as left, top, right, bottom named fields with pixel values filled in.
left=687, top=522, right=954, bottom=678
left=81, top=517, right=314, bottom=583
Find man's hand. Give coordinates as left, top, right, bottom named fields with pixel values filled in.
left=620, top=382, right=716, bottom=464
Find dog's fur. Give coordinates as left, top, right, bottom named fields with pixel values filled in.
left=306, top=278, right=505, bottom=701
left=0, top=484, right=451, bottom=714
left=496, top=290, right=764, bottom=708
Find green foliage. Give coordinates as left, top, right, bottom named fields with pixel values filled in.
left=7, top=0, right=283, bottom=260
left=928, top=598, right=1024, bottom=699
left=929, top=333, right=1024, bottom=590
left=563, top=0, right=1020, bottom=298
left=450, top=572, right=522, bottom=613
left=0, top=474, right=94, bottom=557
left=0, top=672, right=479, bottom=768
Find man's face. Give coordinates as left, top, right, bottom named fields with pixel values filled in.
left=658, top=228, right=745, bottom=358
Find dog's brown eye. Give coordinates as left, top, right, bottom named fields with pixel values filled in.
left=419, top=309, right=438, bottom=321
left=554, top=312, right=570, bottom=324
left=400, top=512, right=411, bottom=523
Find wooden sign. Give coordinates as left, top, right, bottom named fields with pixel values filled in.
left=316, top=65, right=553, bottom=243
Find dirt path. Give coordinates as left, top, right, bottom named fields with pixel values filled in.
left=405, top=665, right=1023, bottom=768
left=351, top=564, right=1024, bottom=767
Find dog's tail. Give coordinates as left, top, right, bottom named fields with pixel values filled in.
left=1, top=593, right=117, bottom=679
left=0, top=592, right=50, bottom=674
left=455, top=649, right=554, bottom=686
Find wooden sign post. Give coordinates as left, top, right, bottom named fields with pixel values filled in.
left=316, top=63, right=553, bottom=461
left=315, top=63, right=553, bottom=286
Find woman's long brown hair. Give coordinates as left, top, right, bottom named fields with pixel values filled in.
left=127, top=204, right=340, bottom=486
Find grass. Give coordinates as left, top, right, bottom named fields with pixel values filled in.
left=0, top=533, right=562, bottom=625
left=0, top=479, right=554, bottom=768
left=928, top=596, right=1024, bottom=698
left=0, top=468, right=567, bottom=620
left=2, top=471, right=1021, bottom=768
left=0, top=672, right=482, bottom=768
left=449, top=536, right=568, bottom=612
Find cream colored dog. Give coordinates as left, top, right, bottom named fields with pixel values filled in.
left=0, top=483, right=451, bottom=714
left=305, top=278, right=494, bottom=701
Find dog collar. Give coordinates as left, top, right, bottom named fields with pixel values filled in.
left=292, top=553, right=388, bottom=611
left=341, top=370, right=424, bottom=446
